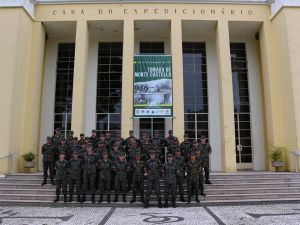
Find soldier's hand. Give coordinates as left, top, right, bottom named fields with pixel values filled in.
left=144, top=172, right=147, bottom=176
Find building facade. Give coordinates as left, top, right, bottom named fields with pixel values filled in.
left=0, top=0, right=300, bottom=173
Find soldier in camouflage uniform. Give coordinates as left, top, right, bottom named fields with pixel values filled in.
left=41, top=137, right=56, bottom=185
left=58, top=138, right=70, bottom=160
left=68, top=150, right=82, bottom=202
left=124, top=130, right=138, bottom=150
left=94, top=140, right=106, bottom=161
left=113, top=152, right=130, bottom=203
left=78, top=133, right=85, bottom=147
left=144, top=150, right=162, bottom=208
left=150, top=130, right=164, bottom=154
left=168, top=137, right=180, bottom=156
left=173, top=148, right=186, bottom=202
left=195, top=149, right=205, bottom=196
left=89, top=130, right=99, bottom=149
left=186, top=152, right=201, bottom=203
left=140, top=136, right=152, bottom=161
left=81, top=145, right=98, bottom=204
left=161, top=153, right=178, bottom=208
left=54, top=152, right=69, bottom=203
left=130, top=152, right=144, bottom=203
left=199, top=136, right=212, bottom=184
left=186, top=140, right=199, bottom=161
left=98, top=151, right=114, bottom=203
left=179, top=134, right=192, bottom=159
left=51, top=128, right=61, bottom=165
left=66, top=131, right=74, bottom=147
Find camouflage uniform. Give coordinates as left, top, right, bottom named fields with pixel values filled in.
left=98, top=157, right=114, bottom=203
left=54, top=158, right=69, bottom=202
left=179, top=140, right=192, bottom=159
left=113, top=158, right=130, bottom=202
left=199, top=142, right=212, bottom=183
left=173, top=153, right=186, bottom=201
left=186, top=157, right=201, bottom=203
left=130, top=157, right=144, bottom=203
left=41, top=139, right=56, bottom=185
left=161, top=159, right=178, bottom=207
left=69, top=156, right=82, bottom=202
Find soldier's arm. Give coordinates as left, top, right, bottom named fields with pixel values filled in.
left=208, top=144, right=212, bottom=154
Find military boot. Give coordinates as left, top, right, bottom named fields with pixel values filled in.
left=41, top=178, right=47, bottom=186
left=98, top=195, right=103, bottom=203
left=68, top=195, right=73, bottom=202
left=107, top=194, right=111, bottom=203
left=144, top=199, right=149, bottom=208
left=64, top=195, right=67, bottom=203
left=113, top=194, right=118, bottom=202
left=195, top=195, right=200, bottom=203
left=180, top=194, right=186, bottom=202
left=158, top=198, right=163, bottom=208
left=200, top=191, right=206, bottom=197
left=81, top=194, right=86, bottom=203
left=172, top=199, right=176, bottom=208
left=164, top=199, right=169, bottom=208
left=51, top=178, right=55, bottom=185
left=76, top=195, right=81, bottom=203
left=187, top=195, right=191, bottom=203
left=53, top=194, right=59, bottom=202
left=130, top=194, right=136, bottom=203
left=92, top=194, right=96, bottom=204
left=141, top=194, right=144, bottom=203
left=123, top=194, right=127, bottom=203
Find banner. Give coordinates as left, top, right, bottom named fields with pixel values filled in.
left=133, top=55, right=173, bottom=117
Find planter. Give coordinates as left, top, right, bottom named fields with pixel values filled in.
left=24, top=161, right=36, bottom=168
left=272, top=161, right=285, bottom=167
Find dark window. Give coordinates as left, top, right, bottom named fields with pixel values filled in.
left=140, top=42, right=164, bottom=54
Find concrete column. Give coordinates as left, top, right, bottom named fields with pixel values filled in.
left=121, top=19, right=134, bottom=138
left=216, top=20, right=236, bottom=172
left=71, top=20, right=89, bottom=137
left=171, top=19, right=185, bottom=140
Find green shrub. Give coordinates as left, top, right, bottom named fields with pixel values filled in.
left=22, top=152, right=36, bottom=162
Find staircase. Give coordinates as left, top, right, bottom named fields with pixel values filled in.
left=0, top=172, right=300, bottom=205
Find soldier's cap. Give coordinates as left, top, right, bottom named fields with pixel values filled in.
left=103, top=151, right=109, bottom=155
left=73, top=137, right=78, bottom=140
left=189, top=152, right=196, bottom=156
left=184, top=133, right=189, bottom=137
left=135, top=151, right=141, bottom=156
left=168, top=130, right=173, bottom=133
left=129, top=130, right=134, bottom=133
left=119, top=152, right=126, bottom=156
left=60, top=138, right=66, bottom=141
left=92, top=130, right=96, bottom=133
left=174, top=137, right=179, bottom=141
left=116, top=131, right=121, bottom=134
left=59, top=151, right=65, bottom=155
left=98, top=140, right=105, bottom=144
left=69, top=131, right=74, bottom=134
left=192, top=140, right=198, bottom=144
left=72, top=150, right=79, bottom=154
left=200, top=136, right=206, bottom=139
left=85, top=137, right=90, bottom=140
left=113, top=143, right=119, bottom=147
left=167, top=153, right=173, bottom=157
left=175, top=148, right=181, bottom=152
left=46, top=136, right=52, bottom=141
left=56, top=128, right=61, bottom=131
left=150, top=150, right=156, bottom=154
left=131, top=140, right=137, bottom=144
left=87, top=144, right=93, bottom=149
left=80, top=133, right=84, bottom=136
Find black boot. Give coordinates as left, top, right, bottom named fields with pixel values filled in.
left=195, top=195, right=200, bottom=203
left=41, top=179, right=47, bottom=186
left=158, top=198, right=163, bottom=208
left=113, top=194, right=118, bottom=202
left=187, top=195, right=191, bottom=203
left=200, top=191, right=206, bottom=197
left=141, top=194, right=144, bottom=203
left=51, top=178, right=55, bottom=185
left=107, top=194, right=111, bottom=203
left=144, top=199, right=149, bottom=208
left=81, top=194, right=86, bottom=203
left=77, top=195, right=81, bottom=203
left=164, top=199, right=169, bottom=208
left=180, top=194, right=186, bottom=202
left=68, top=195, right=73, bottom=202
left=98, top=195, right=103, bottom=203
left=64, top=195, right=67, bottom=203
left=123, top=194, right=126, bottom=203
left=53, top=194, right=59, bottom=202
left=172, top=199, right=176, bottom=208
left=205, top=180, right=212, bottom=184
left=130, top=194, right=136, bottom=204
left=92, top=194, right=95, bottom=204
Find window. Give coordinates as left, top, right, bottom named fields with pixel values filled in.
left=96, top=42, right=123, bottom=136
left=183, top=42, right=209, bottom=140
left=140, top=42, right=164, bottom=54
left=54, top=43, right=75, bottom=137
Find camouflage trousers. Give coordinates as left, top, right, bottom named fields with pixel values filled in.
left=69, top=178, right=81, bottom=195
left=115, top=178, right=127, bottom=194
left=131, top=177, right=144, bottom=195
left=176, top=175, right=185, bottom=195
left=187, top=179, right=199, bottom=196
left=82, top=171, right=96, bottom=194
left=56, top=178, right=67, bottom=195
left=164, top=180, right=176, bottom=201
left=99, top=178, right=111, bottom=195
left=145, top=179, right=161, bottom=200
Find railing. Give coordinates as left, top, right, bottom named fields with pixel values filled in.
left=0, top=152, right=15, bottom=175
left=291, top=150, right=300, bottom=173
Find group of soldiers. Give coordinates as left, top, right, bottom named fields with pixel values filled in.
left=41, top=128, right=212, bottom=208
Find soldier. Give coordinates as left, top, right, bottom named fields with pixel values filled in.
left=150, top=130, right=164, bottom=151
left=195, top=149, right=205, bottom=196
left=109, top=131, right=124, bottom=150
left=126, top=140, right=140, bottom=190
left=81, top=145, right=98, bottom=204
left=173, top=148, right=186, bottom=202
left=58, top=138, right=70, bottom=160
left=54, top=152, right=69, bottom=203
left=186, top=152, right=201, bottom=203
left=94, top=140, right=106, bottom=161
left=186, top=140, right=199, bottom=160
left=144, top=150, right=162, bottom=208
left=140, top=136, right=152, bottom=161
left=69, top=137, right=80, bottom=156
left=124, top=130, right=138, bottom=150
left=199, top=136, right=212, bottom=184
left=41, top=137, right=56, bottom=185
left=89, top=130, right=99, bottom=149
left=168, top=137, right=180, bottom=156
left=138, top=130, right=148, bottom=146
left=164, top=130, right=177, bottom=149
left=98, top=151, right=114, bottom=203
left=78, top=133, right=85, bottom=147
left=113, top=152, right=130, bottom=202
left=104, top=131, right=112, bottom=150
left=66, top=131, right=74, bottom=147
left=161, top=153, right=178, bottom=208
left=52, top=128, right=62, bottom=148
left=180, top=134, right=192, bottom=158
left=68, top=150, right=82, bottom=202
left=130, top=152, right=144, bottom=203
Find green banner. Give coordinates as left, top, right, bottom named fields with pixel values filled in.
left=133, top=55, right=173, bottom=117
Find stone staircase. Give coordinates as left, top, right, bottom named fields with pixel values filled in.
left=0, top=172, right=300, bottom=205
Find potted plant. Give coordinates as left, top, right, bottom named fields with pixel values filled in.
left=270, top=146, right=286, bottom=171
left=22, top=152, right=36, bottom=169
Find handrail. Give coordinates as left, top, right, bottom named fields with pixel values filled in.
left=0, top=152, right=15, bottom=175
left=291, top=150, right=300, bottom=173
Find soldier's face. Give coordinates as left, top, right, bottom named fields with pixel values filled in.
left=150, top=154, right=155, bottom=159
left=61, top=141, right=66, bottom=145
left=136, top=155, right=141, bottom=161
left=73, top=154, right=78, bottom=159
left=167, top=156, right=173, bottom=163
left=184, top=137, right=188, bottom=141
left=175, top=151, right=181, bottom=157
left=119, top=156, right=125, bottom=161
left=196, top=152, right=200, bottom=158
left=92, top=132, right=96, bottom=137
left=87, top=148, right=93, bottom=155
left=47, top=140, right=51, bottom=144
left=154, top=132, right=159, bottom=137
left=106, top=133, right=111, bottom=139
left=200, top=139, right=205, bottom=144
left=129, top=131, right=134, bottom=136
left=103, top=154, right=108, bottom=159
left=59, top=154, right=65, bottom=160
left=191, top=155, right=195, bottom=160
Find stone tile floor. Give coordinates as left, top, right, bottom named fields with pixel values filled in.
left=1, top=203, right=300, bottom=225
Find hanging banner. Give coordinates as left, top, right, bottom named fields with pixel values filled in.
left=133, top=55, right=173, bottom=117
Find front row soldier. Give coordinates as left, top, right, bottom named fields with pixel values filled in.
left=144, top=150, right=162, bottom=208
left=186, top=152, right=201, bottom=203
left=53, top=152, right=69, bottom=202
left=68, top=150, right=82, bottom=202
left=130, top=152, right=145, bottom=203
left=81, top=145, right=98, bottom=204
left=41, top=137, right=56, bottom=185
left=98, top=151, right=114, bottom=203
left=113, top=152, right=130, bottom=203
left=161, top=153, right=178, bottom=208
left=173, top=148, right=186, bottom=202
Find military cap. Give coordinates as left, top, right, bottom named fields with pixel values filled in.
left=167, top=153, right=173, bottom=157
left=189, top=152, right=195, bottom=156
left=168, top=130, right=173, bottom=133
left=150, top=150, right=156, bottom=154
left=113, top=143, right=119, bottom=147
left=131, top=140, right=137, bottom=144
left=60, top=138, right=66, bottom=141
left=184, top=133, right=189, bottom=137
left=87, top=144, right=93, bottom=148
left=92, top=129, right=97, bottom=133
left=85, top=137, right=90, bottom=140
left=69, top=131, right=74, bottom=134
left=174, top=137, right=179, bottom=141
left=119, top=151, right=126, bottom=156
left=103, top=151, right=109, bottom=155
left=116, top=130, right=121, bottom=134
left=80, top=133, right=84, bottom=136
left=135, top=151, right=141, bottom=156
left=192, top=140, right=198, bottom=144
left=59, top=151, right=65, bottom=155
left=129, top=130, right=134, bottom=133
left=175, top=148, right=181, bottom=152
left=73, top=137, right=78, bottom=140
left=72, top=149, right=79, bottom=154
left=154, top=130, right=159, bottom=134
left=98, top=140, right=105, bottom=144
left=56, top=128, right=61, bottom=131
left=200, top=136, right=206, bottom=139
left=46, top=136, right=52, bottom=141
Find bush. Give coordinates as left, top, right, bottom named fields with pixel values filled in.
left=22, top=152, right=36, bottom=162
left=270, top=146, right=286, bottom=162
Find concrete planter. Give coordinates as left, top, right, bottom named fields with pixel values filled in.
left=24, top=161, right=36, bottom=168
